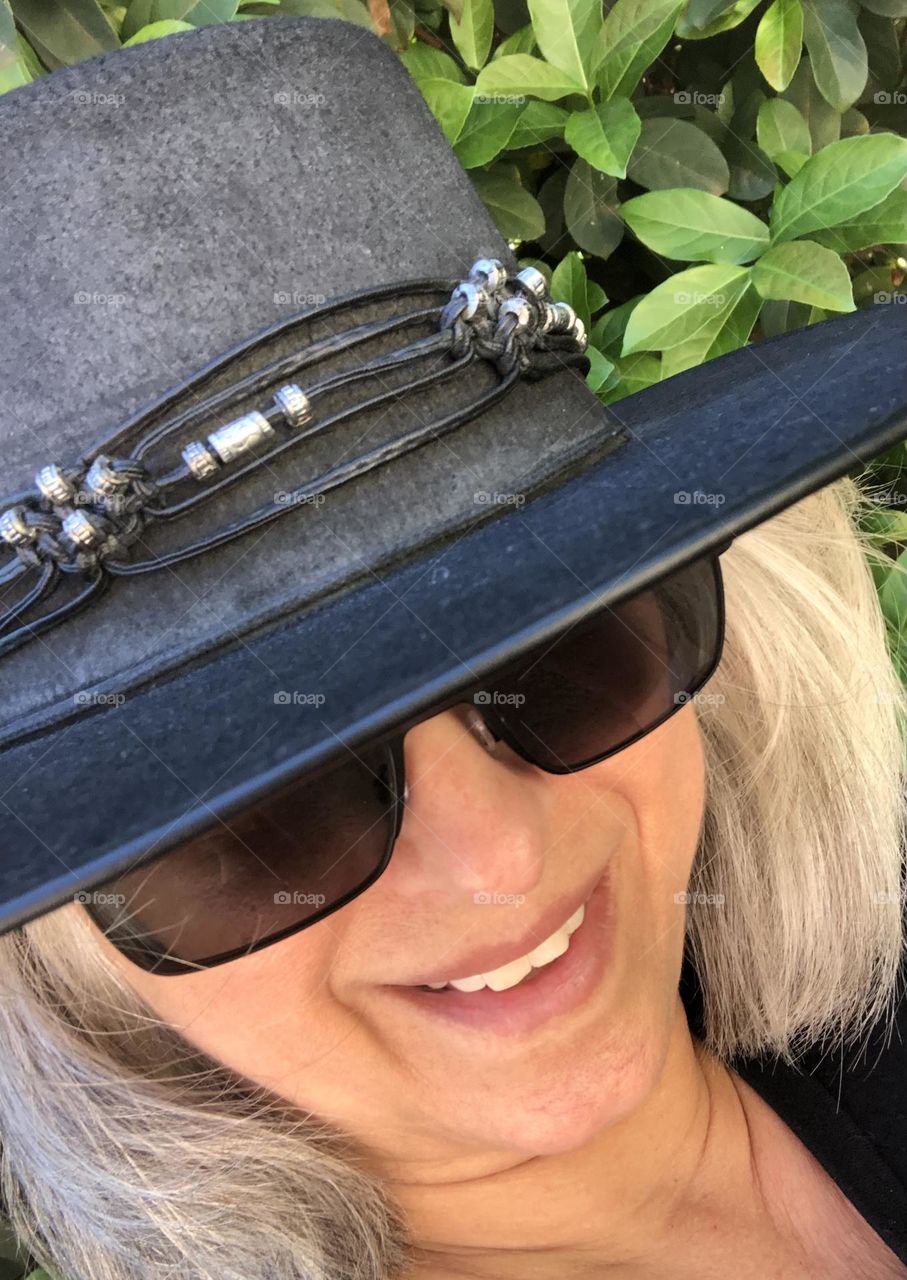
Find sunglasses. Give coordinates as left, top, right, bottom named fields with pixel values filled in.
left=86, top=553, right=725, bottom=974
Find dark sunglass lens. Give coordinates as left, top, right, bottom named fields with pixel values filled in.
left=87, top=743, right=400, bottom=968
left=487, top=557, right=723, bottom=770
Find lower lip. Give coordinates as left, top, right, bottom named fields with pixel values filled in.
left=386, top=868, right=614, bottom=1037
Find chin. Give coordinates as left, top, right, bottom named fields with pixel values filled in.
left=439, top=1004, right=670, bottom=1158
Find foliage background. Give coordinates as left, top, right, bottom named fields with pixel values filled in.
left=0, top=2, right=905, bottom=1273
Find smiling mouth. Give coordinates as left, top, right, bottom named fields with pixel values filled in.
left=418, top=903, right=587, bottom=995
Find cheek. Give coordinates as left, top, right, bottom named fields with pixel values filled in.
left=101, top=916, right=349, bottom=1086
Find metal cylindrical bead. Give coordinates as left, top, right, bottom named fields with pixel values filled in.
left=62, top=510, right=104, bottom=549
left=571, top=317, right=588, bottom=350
left=515, top=266, right=548, bottom=299
left=182, top=440, right=221, bottom=480
left=499, top=296, right=532, bottom=331
left=207, top=411, right=275, bottom=465
left=0, top=507, right=33, bottom=547
left=35, top=464, right=76, bottom=506
left=85, top=455, right=129, bottom=499
left=273, top=384, right=312, bottom=429
left=550, top=301, right=577, bottom=333
left=469, top=258, right=507, bottom=291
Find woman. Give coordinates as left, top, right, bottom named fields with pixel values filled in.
left=1, top=18, right=907, bottom=1280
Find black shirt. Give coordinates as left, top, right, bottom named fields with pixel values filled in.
left=680, top=952, right=907, bottom=1264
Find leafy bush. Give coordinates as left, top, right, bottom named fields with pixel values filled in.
left=2, top=0, right=907, bottom=653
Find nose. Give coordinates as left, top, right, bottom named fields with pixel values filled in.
left=386, top=706, right=548, bottom=902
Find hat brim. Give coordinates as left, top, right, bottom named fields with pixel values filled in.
left=2, top=301, right=906, bottom=933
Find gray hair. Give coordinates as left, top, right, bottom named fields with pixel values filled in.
left=0, top=476, right=904, bottom=1278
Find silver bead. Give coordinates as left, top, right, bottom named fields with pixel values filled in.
left=62, top=510, right=104, bottom=549
left=207, top=411, right=275, bottom=465
left=0, top=506, right=33, bottom=547
left=499, top=296, right=532, bottom=331
left=515, top=266, right=548, bottom=299
left=550, top=301, right=577, bottom=333
left=182, top=440, right=221, bottom=481
left=571, top=317, right=588, bottom=350
left=468, top=258, right=507, bottom=291
left=85, top=455, right=129, bottom=499
left=273, top=384, right=312, bottom=429
left=451, top=281, right=482, bottom=321
left=35, top=464, right=76, bottom=505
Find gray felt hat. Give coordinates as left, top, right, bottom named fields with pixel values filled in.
left=1, top=16, right=906, bottom=936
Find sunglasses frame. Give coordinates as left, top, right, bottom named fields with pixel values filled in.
left=94, top=550, right=727, bottom=975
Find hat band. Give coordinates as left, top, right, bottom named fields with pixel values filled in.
left=0, top=258, right=588, bottom=658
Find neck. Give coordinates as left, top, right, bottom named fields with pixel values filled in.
left=387, top=1002, right=771, bottom=1280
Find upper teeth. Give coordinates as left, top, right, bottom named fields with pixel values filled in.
left=425, top=903, right=586, bottom=994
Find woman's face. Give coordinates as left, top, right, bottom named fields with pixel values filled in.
left=100, top=698, right=706, bottom=1168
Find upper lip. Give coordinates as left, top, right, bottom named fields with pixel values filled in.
left=393, top=868, right=606, bottom=987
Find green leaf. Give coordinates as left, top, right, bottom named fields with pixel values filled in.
left=417, top=76, right=474, bottom=143
left=757, top=98, right=811, bottom=164
left=475, top=53, right=584, bottom=101
left=526, top=0, right=600, bottom=87
left=449, top=0, right=493, bottom=71
left=122, top=0, right=237, bottom=35
left=506, top=99, right=568, bottom=148
left=840, top=106, right=869, bottom=137
left=454, top=99, right=523, bottom=165
left=859, top=0, right=907, bottom=15
left=564, top=97, right=641, bottom=178
left=493, top=22, right=535, bottom=57
left=563, top=158, right=624, bottom=257
left=402, top=41, right=468, bottom=82
left=586, top=347, right=618, bottom=393
left=675, top=0, right=760, bottom=37
left=122, top=16, right=194, bottom=38
left=773, top=149, right=809, bottom=178
left=1, top=0, right=28, bottom=93
left=12, top=0, right=118, bottom=66
left=599, top=352, right=662, bottom=403
left=755, top=0, right=804, bottom=92
left=751, top=238, right=855, bottom=311
left=592, top=0, right=684, bottom=99
left=661, top=280, right=760, bottom=375
left=590, top=295, right=642, bottom=355
left=621, top=189, right=770, bottom=263
left=801, top=0, right=867, bottom=113
left=626, top=117, right=730, bottom=195
left=471, top=164, right=546, bottom=240
left=861, top=11, right=902, bottom=95
left=781, top=57, right=841, bottom=149
left=810, top=187, right=907, bottom=253
left=622, top=263, right=752, bottom=353
left=551, top=250, right=595, bottom=327
left=770, top=133, right=907, bottom=242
